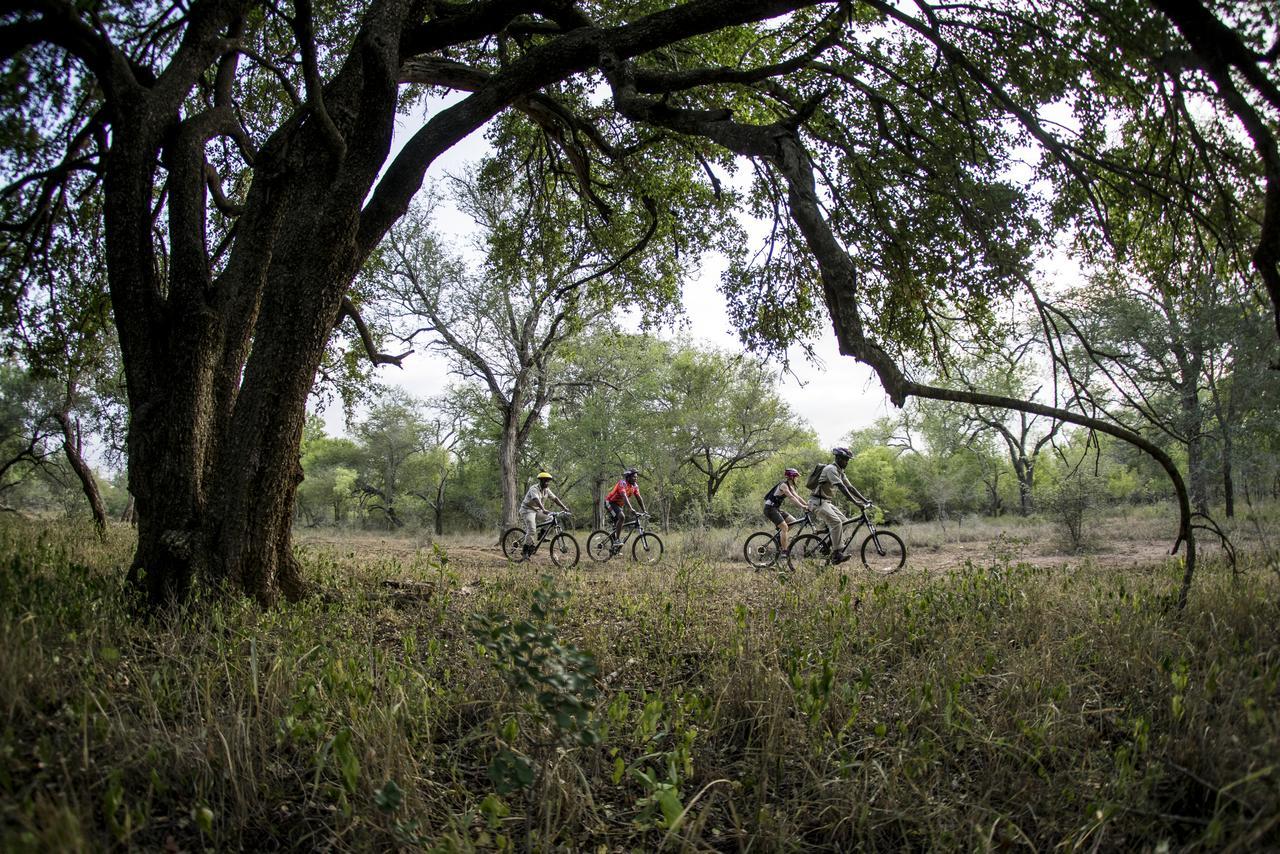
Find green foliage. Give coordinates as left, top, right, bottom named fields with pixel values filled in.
left=471, top=575, right=600, bottom=789
left=1042, top=475, right=1097, bottom=553
left=3, top=516, right=1280, bottom=850
left=846, top=445, right=919, bottom=520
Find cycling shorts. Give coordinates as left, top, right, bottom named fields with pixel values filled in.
left=607, top=502, right=626, bottom=523
left=764, top=505, right=795, bottom=526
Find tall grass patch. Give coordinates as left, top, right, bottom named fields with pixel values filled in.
left=1, top=518, right=1277, bottom=850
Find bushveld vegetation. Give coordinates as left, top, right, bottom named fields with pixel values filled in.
left=3, top=0, right=1279, bottom=849
left=5, top=0, right=1279, bottom=605
left=3, top=515, right=1278, bottom=851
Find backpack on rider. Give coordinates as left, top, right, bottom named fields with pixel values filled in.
left=804, top=463, right=824, bottom=491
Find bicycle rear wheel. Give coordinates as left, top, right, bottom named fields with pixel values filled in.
left=586, top=530, right=614, bottom=562
left=860, top=530, right=906, bottom=574
left=787, top=534, right=830, bottom=573
left=632, top=532, right=663, bottom=565
left=549, top=533, right=580, bottom=568
left=743, top=531, right=780, bottom=568
left=501, top=527, right=529, bottom=561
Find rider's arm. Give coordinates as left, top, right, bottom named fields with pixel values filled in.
left=838, top=475, right=868, bottom=506
left=554, top=494, right=571, bottom=512
left=634, top=491, right=647, bottom=514
left=784, top=483, right=807, bottom=510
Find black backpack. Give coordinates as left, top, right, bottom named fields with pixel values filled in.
left=804, top=463, right=824, bottom=491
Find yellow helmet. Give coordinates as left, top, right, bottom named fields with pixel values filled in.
left=537, top=471, right=554, bottom=480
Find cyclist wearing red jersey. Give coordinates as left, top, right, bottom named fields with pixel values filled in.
left=605, top=468, right=646, bottom=549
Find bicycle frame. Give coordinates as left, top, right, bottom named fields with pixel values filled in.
left=587, top=511, right=663, bottom=564
left=527, top=512, right=570, bottom=547
left=762, top=512, right=814, bottom=547
left=532, top=514, right=568, bottom=540
left=615, top=513, right=648, bottom=544
left=809, top=505, right=878, bottom=552
left=785, top=512, right=814, bottom=538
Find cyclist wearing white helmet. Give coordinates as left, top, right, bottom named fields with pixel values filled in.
left=763, top=467, right=808, bottom=557
left=808, top=447, right=870, bottom=565
left=605, top=468, right=646, bottom=548
left=519, top=471, right=571, bottom=556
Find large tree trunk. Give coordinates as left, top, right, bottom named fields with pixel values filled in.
left=110, top=127, right=220, bottom=607
left=434, top=475, right=447, bottom=536
left=1014, top=456, right=1034, bottom=516
left=591, top=477, right=605, bottom=531
left=1181, top=380, right=1208, bottom=513
left=109, top=0, right=404, bottom=608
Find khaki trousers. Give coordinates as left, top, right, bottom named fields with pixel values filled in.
left=808, top=498, right=847, bottom=553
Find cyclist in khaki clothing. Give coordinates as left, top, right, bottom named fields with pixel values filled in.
left=520, top=471, right=572, bottom=557
left=808, top=447, right=870, bottom=565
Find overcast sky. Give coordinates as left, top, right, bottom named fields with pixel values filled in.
left=323, top=97, right=894, bottom=447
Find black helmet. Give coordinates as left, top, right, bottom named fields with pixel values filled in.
left=623, top=468, right=638, bottom=478
left=833, top=446, right=852, bottom=460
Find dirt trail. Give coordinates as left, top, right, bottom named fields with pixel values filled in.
left=294, top=525, right=1231, bottom=578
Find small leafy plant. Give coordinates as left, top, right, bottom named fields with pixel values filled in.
left=471, top=574, right=599, bottom=793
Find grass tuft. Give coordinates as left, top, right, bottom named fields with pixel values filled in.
left=1, top=516, right=1278, bottom=850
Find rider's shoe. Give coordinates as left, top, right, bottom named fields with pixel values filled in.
left=831, top=550, right=851, bottom=565
left=610, top=540, right=622, bottom=555
left=522, top=543, right=534, bottom=558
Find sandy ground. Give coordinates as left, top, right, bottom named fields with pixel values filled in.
left=294, top=509, right=1248, bottom=577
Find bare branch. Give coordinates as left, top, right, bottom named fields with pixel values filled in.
left=337, top=296, right=411, bottom=367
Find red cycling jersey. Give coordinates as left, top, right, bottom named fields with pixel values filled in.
left=605, top=480, right=639, bottom=505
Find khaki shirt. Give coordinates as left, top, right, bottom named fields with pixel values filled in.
left=520, top=484, right=558, bottom=512
left=812, top=463, right=850, bottom=500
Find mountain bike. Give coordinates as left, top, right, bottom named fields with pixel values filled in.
left=742, top=512, right=815, bottom=568
left=586, top=512, right=664, bottom=565
left=787, top=502, right=906, bottom=574
left=501, top=511, right=580, bottom=568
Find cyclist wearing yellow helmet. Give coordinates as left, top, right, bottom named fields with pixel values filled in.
left=519, top=471, right=571, bottom=556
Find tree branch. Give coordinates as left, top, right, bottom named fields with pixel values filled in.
left=337, top=296, right=411, bottom=367
left=290, top=0, right=346, bottom=157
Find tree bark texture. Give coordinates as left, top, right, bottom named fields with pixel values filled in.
left=498, top=412, right=522, bottom=530
left=105, top=0, right=408, bottom=607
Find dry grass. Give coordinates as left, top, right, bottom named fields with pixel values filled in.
left=1, top=511, right=1278, bottom=851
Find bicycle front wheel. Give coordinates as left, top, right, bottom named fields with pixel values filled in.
left=586, top=530, right=614, bottom=562
left=861, top=530, right=906, bottom=574
left=632, top=532, right=663, bottom=565
left=549, top=533, right=580, bottom=568
left=501, top=527, right=529, bottom=561
left=743, top=531, right=779, bottom=568
left=787, top=533, right=830, bottom=574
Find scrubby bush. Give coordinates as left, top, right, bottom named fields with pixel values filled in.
left=2, top=518, right=1277, bottom=851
